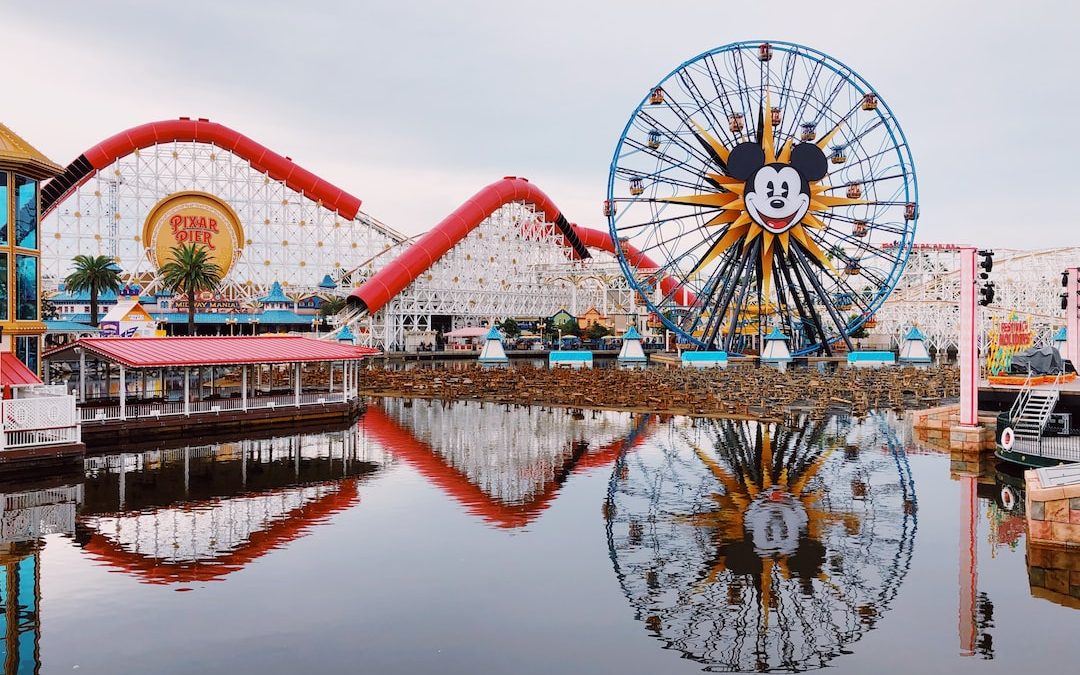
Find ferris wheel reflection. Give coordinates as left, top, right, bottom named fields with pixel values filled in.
left=605, top=413, right=918, bottom=672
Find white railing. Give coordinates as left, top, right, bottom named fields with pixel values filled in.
left=2, top=426, right=81, bottom=449
left=1, top=394, right=81, bottom=450
left=79, top=391, right=350, bottom=422
left=11, top=384, right=69, bottom=398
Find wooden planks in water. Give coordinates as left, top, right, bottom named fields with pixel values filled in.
left=360, top=363, right=960, bottom=421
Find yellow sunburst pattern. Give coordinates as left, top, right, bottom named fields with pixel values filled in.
left=661, top=94, right=864, bottom=298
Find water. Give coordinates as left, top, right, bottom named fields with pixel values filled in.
left=2, top=399, right=1079, bottom=674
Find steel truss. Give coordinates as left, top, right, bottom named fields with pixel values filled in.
left=40, top=140, right=404, bottom=299
left=362, top=204, right=636, bottom=349
left=873, top=247, right=1078, bottom=352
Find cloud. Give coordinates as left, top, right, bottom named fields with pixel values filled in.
left=6, top=0, right=1078, bottom=247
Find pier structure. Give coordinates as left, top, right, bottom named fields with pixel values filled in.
left=41, top=335, right=376, bottom=443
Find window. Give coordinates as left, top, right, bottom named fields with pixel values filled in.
left=15, top=175, right=37, bottom=249
left=0, top=171, right=7, bottom=245
left=15, top=336, right=39, bottom=375
left=15, top=254, right=37, bottom=320
left=0, top=253, right=6, bottom=320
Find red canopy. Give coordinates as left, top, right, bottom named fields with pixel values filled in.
left=45, top=336, right=379, bottom=369
left=1, top=352, right=43, bottom=392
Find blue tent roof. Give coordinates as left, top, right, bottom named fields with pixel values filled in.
left=51, top=288, right=121, bottom=302
left=44, top=320, right=102, bottom=334
left=904, top=326, right=927, bottom=342
left=1055, top=327, right=1067, bottom=341
left=485, top=326, right=504, bottom=340
left=765, top=326, right=788, bottom=341
left=622, top=326, right=642, bottom=340
left=337, top=325, right=356, bottom=343
left=258, top=281, right=291, bottom=304
left=319, top=274, right=338, bottom=289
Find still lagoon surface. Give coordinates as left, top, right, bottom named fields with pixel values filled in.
left=3, top=398, right=1079, bottom=674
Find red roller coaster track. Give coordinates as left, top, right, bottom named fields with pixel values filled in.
left=41, top=117, right=363, bottom=220
left=43, top=119, right=695, bottom=311
left=348, top=176, right=695, bottom=314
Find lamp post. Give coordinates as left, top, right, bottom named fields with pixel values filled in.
left=226, top=316, right=237, bottom=337
left=311, top=317, right=319, bottom=336
left=557, top=328, right=563, bottom=351
left=251, top=318, right=260, bottom=336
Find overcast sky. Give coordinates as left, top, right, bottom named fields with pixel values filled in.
left=5, top=0, right=1076, bottom=248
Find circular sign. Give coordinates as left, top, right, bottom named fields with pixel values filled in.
left=1000, top=426, right=1016, bottom=450
left=143, top=191, right=243, bottom=278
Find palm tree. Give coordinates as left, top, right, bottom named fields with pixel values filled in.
left=158, top=243, right=224, bottom=335
left=65, top=255, right=122, bottom=327
left=319, top=296, right=347, bottom=318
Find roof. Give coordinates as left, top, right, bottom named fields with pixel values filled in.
left=1055, top=327, right=1067, bottom=341
left=258, top=281, right=291, bottom=304
left=622, top=326, right=642, bottom=340
left=681, top=351, right=728, bottom=362
left=44, top=336, right=378, bottom=368
left=101, top=299, right=154, bottom=323
left=65, top=310, right=314, bottom=326
left=765, top=326, right=788, bottom=341
left=336, top=325, right=356, bottom=342
left=51, top=287, right=122, bottom=302
left=848, top=351, right=897, bottom=363
left=1, top=352, right=43, bottom=386
left=484, top=326, right=504, bottom=340
left=319, top=274, right=337, bottom=289
left=445, top=326, right=488, bottom=338
left=44, top=319, right=102, bottom=334
left=549, top=351, right=592, bottom=362
left=41, top=118, right=362, bottom=220
left=904, top=326, right=927, bottom=341
left=0, top=121, right=63, bottom=177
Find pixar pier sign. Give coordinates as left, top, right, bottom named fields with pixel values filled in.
left=142, top=191, right=244, bottom=278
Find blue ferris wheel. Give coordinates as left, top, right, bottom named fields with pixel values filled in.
left=606, top=40, right=918, bottom=355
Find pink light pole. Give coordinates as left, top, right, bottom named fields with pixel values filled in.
left=958, top=247, right=978, bottom=427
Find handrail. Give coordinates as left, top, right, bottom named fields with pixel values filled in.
left=1037, top=371, right=1065, bottom=437
left=1008, top=372, right=1033, bottom=423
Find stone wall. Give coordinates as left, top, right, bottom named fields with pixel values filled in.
left=1024, top=469, right=1080, bottom=548
left=1027, top=540, right=1080, bottom=609
left=910, top=403, right=997, bottom=451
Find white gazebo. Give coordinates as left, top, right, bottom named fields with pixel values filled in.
left=760, top=327, right=792, bottom=367
left=478, top=326, right=509, bottom=366
left=898, top=326, right=932, bottom=365
left=617, top=326, right=647, bottom=368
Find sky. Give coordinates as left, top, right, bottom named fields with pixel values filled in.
left=4, top=0, right=1076, bottom=248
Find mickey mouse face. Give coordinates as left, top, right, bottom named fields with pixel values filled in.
left=746, top=166, right=808, bottom=234
left=727, top=141, right=829, bottom=236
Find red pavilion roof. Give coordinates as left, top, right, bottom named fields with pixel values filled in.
left=44, top=336, right=379, bottom=368
left=0, top=352, right=43, bottom=387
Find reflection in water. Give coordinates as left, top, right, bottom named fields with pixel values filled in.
left=606, top=413, right=918, bottom=672
left=76, top=429, right=380, bottom=584
left=366, top=398, right=654, bottom=528
left=0, top=482, right=83, bottom=675
left=985, top=470, right=1080, bottom=612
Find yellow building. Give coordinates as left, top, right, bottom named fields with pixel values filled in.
left=0, top=122, right=62, bottom=375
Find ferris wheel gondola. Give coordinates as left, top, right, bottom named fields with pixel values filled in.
left=607, top=41, right=918, bottom=354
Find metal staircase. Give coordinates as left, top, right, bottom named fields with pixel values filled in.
left=1009, top=375, right=1060, bottom=439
